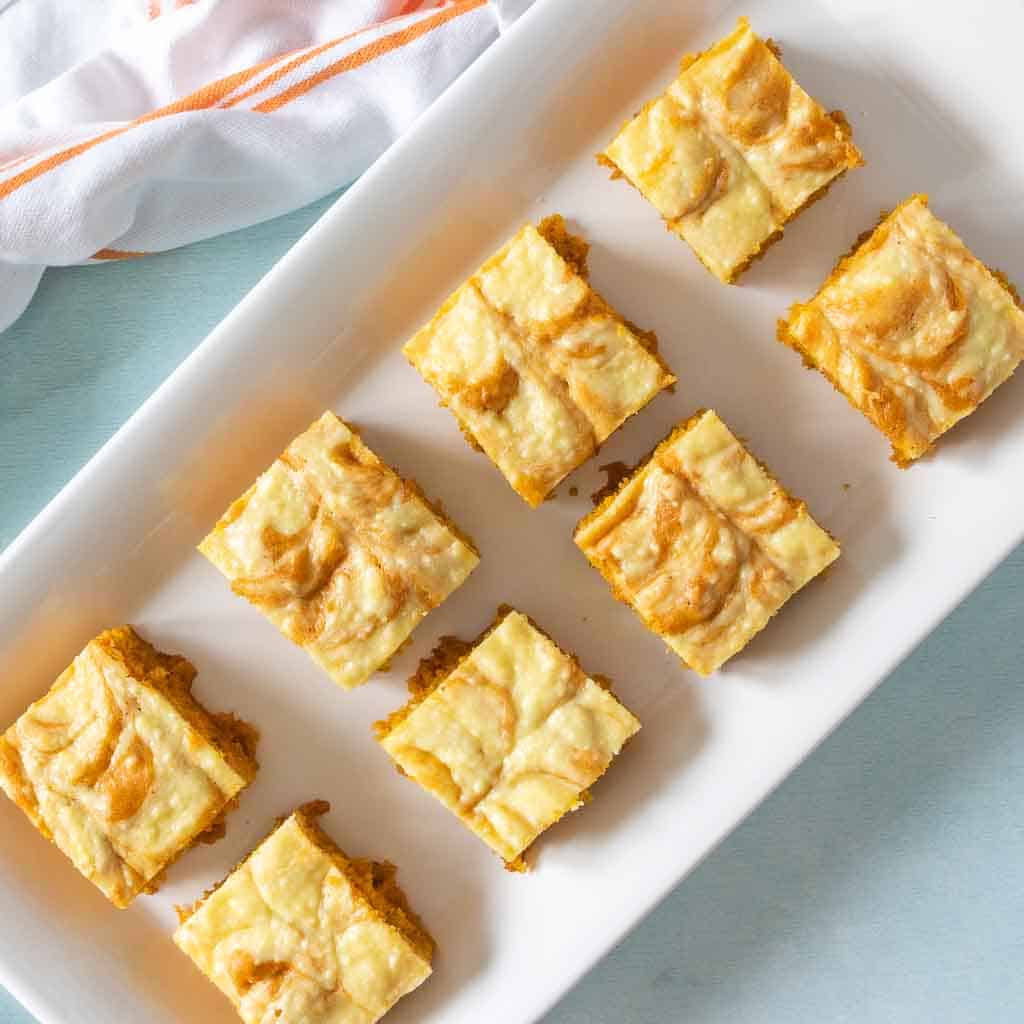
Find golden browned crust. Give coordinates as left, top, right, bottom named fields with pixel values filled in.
left=678, top=21, right=741, bottom=73
left=537, top=213, right=590, bottom=277
left=991, top=268, right=1024, bottom=311
left=0, top=737, right=39, bottom=826
left=596, top=151, right=623, bottom=179
left=98, top=626, right=260, bottom=784
left=537, top=214, right=675, bottom=384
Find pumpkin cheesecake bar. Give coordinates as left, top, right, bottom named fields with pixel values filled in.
left=779, top=194, right=1024, bottom=465
left=375, top=608, right=640, bottom=868
left=174, top=802, right=433, bottom=1024
left=199, top=411, right=479, bottom=689
left=403, top=215, right=675, bottom=506
left=600, top=17, right=862, bottom=283
left=575, top=411, right=839, bottom=675
left=0, top=626, right=258, bottom=908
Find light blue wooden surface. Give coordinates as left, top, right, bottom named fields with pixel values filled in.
left=1, top=195, right=1021, bottom=1024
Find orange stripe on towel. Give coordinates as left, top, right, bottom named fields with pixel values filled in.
left=220, top=29, right=367, bottom=110
left=223, top=2, right=472, bottom=110
left=0, top=0, right=485, bottom=201
left=254, top=0, right=486, bottom=113
left=92, top=248, right=148, bottom=260
left=0, top=59, right=279, bottom=201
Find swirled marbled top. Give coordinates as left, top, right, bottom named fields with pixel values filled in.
left=376, top=610, right=640, bottom=864
left=404, top=216, right=675, bottom=506
left=603, top=18, right=862, bottom=282
left=779, top=195, right=1024, bottom=463
left=0, top=626, right=256, bottom=907
left=174, top=808, right=432, bottom=1024
left=575, top=411, right=838, bottom=675
left=199, top=412, right=479, bottom=689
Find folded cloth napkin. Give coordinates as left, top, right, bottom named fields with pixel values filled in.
left=0, top=0, right=533, bottom=333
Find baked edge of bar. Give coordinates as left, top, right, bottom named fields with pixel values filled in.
left=97, top=626, right=260, bottom=784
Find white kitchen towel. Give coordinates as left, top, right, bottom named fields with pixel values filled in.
left=0, top=0, right=532, bottom=333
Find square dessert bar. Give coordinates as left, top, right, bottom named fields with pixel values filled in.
left=403, top=215, right=675, bottom=506
left=375, top=608, right=640, bottom=868
left=575, top=411, right=839, bottom=675
left=779, top=194, right=1024, bottom=465
left=601, top=17, right=863, bottom=283
left=0, top=626, right=258, bottom=908
left=174, top=802, right=433, bottom=1024
left=200, top=411, right=479, bottom=689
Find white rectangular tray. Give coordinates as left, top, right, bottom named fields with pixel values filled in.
left=2, top=1, right=1022, bottom=1021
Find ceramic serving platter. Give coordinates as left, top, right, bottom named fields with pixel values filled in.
left=2, top=1, right=1022, bottom=1021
